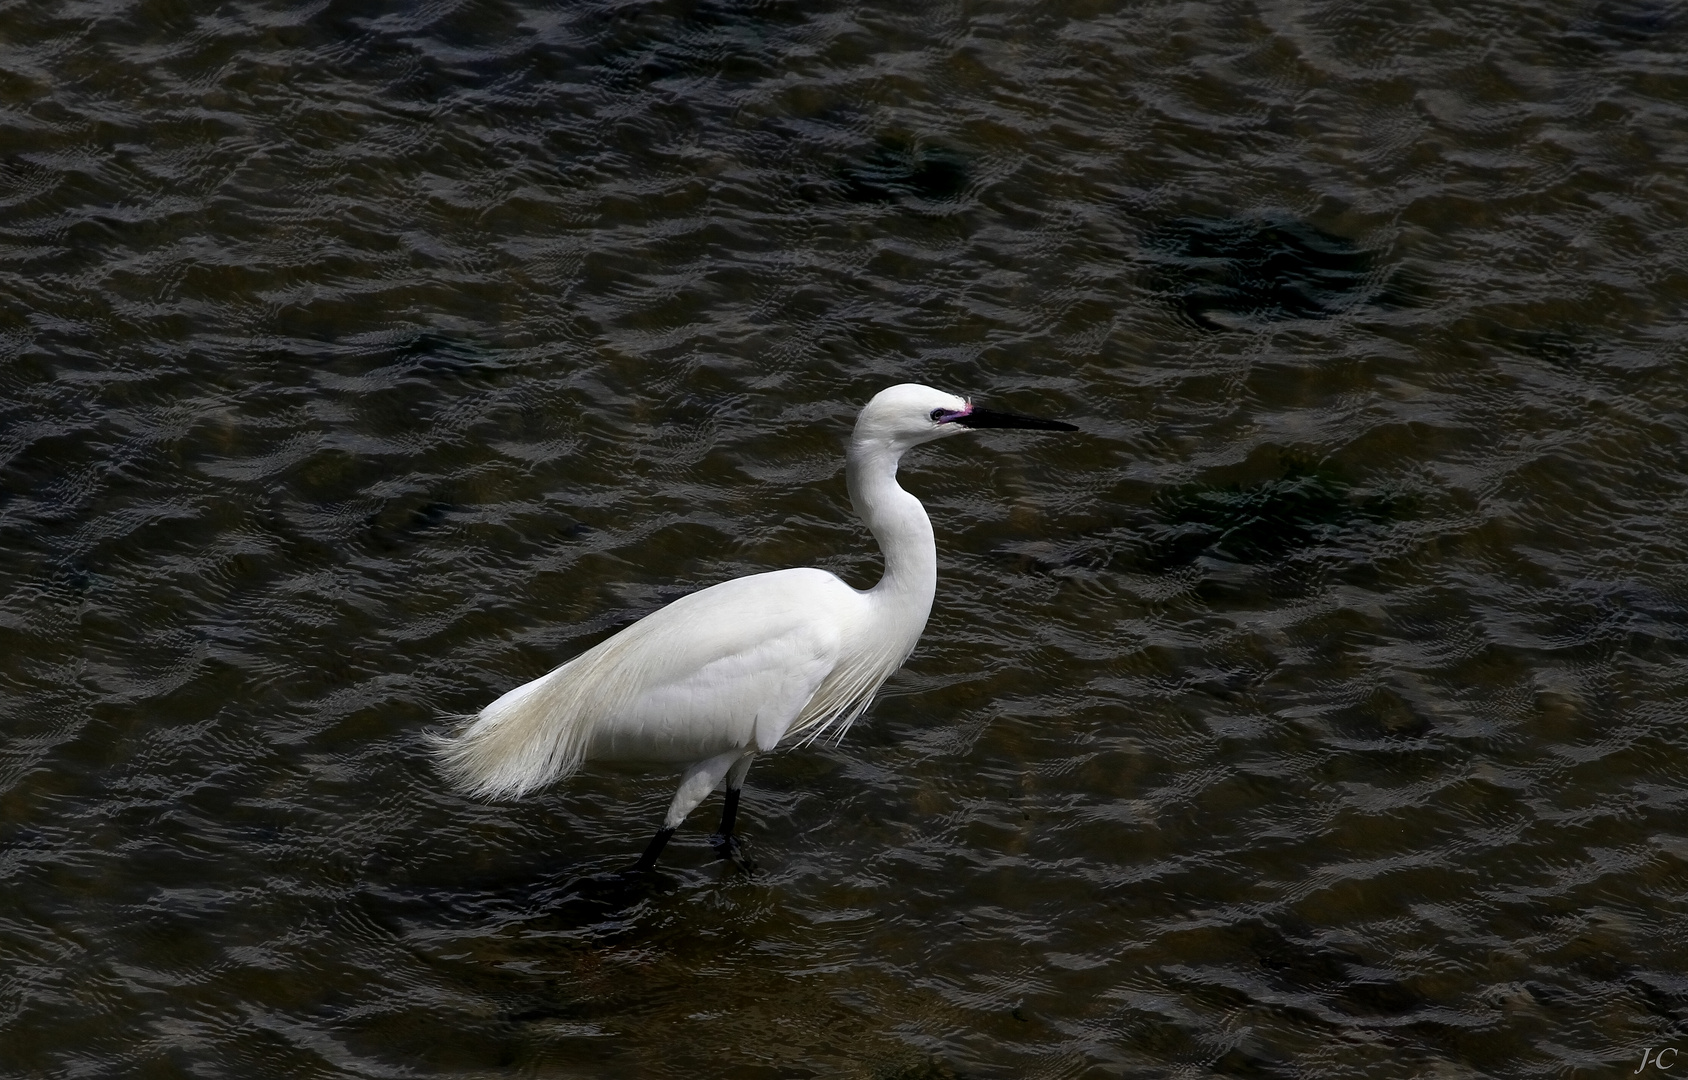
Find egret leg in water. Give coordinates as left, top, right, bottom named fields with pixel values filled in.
left=431, top=385, right=1077, bottom=871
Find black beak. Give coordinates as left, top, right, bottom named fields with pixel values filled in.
left=953, top=407, right=1078, bottom=432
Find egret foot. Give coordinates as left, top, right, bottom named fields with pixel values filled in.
left=707, top=787, right=755, bottom=869
left=708, top=831, right=757, bottom=872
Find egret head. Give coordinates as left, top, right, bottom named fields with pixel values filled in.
left=853, top=383, right=1077, bottom=452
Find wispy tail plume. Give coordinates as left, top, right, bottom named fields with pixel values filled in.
left=428, top=665, right=593, bottom=799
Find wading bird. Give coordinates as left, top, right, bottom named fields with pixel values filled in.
left=433, top=384, right=1076, bottom=871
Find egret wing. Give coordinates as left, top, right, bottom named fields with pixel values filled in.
left=574, top=568, right=855, bottom=762
left=434, top=568, right=860, bottom=797
left=590, top=612, right=841, bottom=761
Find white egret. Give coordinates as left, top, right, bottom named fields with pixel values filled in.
left=433, top=384, right=1076, bottom=871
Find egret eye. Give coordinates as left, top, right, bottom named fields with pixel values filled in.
left=929, top=408, right=946, bottom=422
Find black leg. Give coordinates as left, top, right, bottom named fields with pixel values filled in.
left=717, top=787, right=741, bottom=838
left=632, top=826, right=675, bottom=873
left=708, top=788, right=754, bottom=869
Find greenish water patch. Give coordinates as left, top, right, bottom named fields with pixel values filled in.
left=1146, top=455, right=1404, bottom=568
left=1140, top=216, right=1383, bottom=330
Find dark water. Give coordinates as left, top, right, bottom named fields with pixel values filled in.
left=4, top=0, right=1688, bottom=1076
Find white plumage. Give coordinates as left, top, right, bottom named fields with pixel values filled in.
left=432, top=383, right=1075, bottom=870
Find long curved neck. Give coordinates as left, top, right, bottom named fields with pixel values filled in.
left=846, top=436, right=936, bottom=610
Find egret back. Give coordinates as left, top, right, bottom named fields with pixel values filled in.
left=433, top=567, right=910, bottom=798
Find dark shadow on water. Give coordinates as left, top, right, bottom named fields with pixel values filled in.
left=1630, top=970, right=1688, bottom=1025
left=831, top=138, right=972, bottom=204
left=1140, top=215, right=1388, bottom=330
left=583, top=0, right=812, bottom=85
left=1144, top=458, right=1401, bottom=568
left=1225, top=918, right=1427, bottom=1022
left=526, top=867, right=687, bottom=923
left=365, top=499, right=459, bottom=552
left=1330, top=684, right=1436, bottom=741
left=300, top=0, right=818, bottom=103
left=366, top=332, right=510, bottom=382
left=1211, top=1047, right=1298, bottom=1080
left=873, top=1059, right=966, bottom=1080
left=355, top=856, right=685, bottom=943
left=995, top=453, right=1406, bottom=606
left=1566, top=0, right=1685, bottom=47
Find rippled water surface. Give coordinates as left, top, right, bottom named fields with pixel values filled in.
left=5, top=0, right=1688, bottom=1076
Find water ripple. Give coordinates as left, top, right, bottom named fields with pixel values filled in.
left=3, top=0, right=1688, bottom=1077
